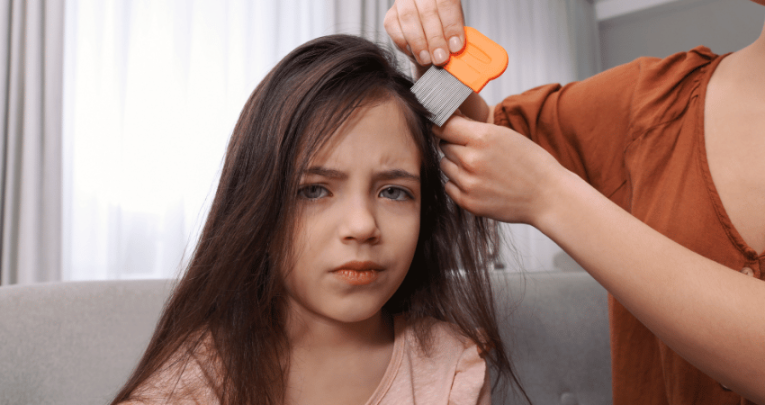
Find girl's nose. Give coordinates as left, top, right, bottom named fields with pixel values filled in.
left=340, top=197, right=380, bottom=244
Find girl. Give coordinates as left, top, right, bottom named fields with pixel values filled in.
left=111, top=35, right=525, bottom=404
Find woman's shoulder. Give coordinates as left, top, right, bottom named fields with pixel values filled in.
left=578, top=45, right=717, bottom=94
left=626, top=46, right=719, bottom=129
left=547, top=45, right=720, bottom=143
left=627, top=45, right=717, bottom=73
left=496, top=46, right=719, bottom=143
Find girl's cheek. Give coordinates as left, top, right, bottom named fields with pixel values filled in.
left=385, top=206, right=420, bottom=242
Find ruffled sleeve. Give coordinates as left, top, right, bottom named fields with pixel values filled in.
left=448, top=342, right=491, bottom=405
left=493, top=46, right=716, bottom=199
left=118, top=336, right=221, bottom=405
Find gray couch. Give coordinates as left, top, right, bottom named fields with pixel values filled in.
left=0, top=271, right=611, bottom=405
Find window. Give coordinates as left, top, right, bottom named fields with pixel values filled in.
left=63, top=0, right=338, bottom=280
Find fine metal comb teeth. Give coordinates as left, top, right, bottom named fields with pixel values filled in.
left=411, top=66, right=473, bottom=127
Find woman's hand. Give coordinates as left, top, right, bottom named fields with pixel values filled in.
left=434, top=114, right=567, bottom=225
left=384, top=0, right=493, bottom=122
left=384, top=0, right=465, bottom=79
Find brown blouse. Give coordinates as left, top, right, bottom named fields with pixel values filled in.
left=494, top=46, right=762, bottom=405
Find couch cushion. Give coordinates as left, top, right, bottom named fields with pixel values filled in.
left=0, top=280, right=173, bottom=405
left=492, top=271, right=612, bottom=405
left=0, top=272, right=611, bottom=405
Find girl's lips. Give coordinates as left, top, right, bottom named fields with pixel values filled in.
left=333, top=269, right=379, bottom=285
left=331, top=260, right=384, bottom=286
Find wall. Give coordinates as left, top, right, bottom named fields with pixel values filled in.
left=599, top=0, right=765, bottom=70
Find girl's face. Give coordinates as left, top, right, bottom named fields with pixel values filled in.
left=284, top=99, right=421, bottom=325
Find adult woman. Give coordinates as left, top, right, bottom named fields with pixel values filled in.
left=385, top=1, right=765, bottom=404
left=111, top=35, right=527, bottom=405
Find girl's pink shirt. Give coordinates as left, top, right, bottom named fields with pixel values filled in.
left=121, top=316, right=490, bottom=405
left=366, top=316, right=490, bottom=405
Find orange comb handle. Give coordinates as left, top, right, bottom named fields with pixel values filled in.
left=444, top=27, right=508, bottom=93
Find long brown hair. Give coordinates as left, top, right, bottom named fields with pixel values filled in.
left=112, top=34, right=527, bottom=404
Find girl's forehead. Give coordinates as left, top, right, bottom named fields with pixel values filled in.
left=307, top=100, right=420, bottom=169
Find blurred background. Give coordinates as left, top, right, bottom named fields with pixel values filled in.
left=1, top=0, right=763, bottom=284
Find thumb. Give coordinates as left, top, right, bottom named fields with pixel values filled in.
left=433, top=113, right=482, bottom=146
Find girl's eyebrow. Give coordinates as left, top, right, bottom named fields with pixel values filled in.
left=304, top=167, right=346, bottom=179
left=303, top=167, right=420, bottom=182
left=375, top=169, right=420, bottom=183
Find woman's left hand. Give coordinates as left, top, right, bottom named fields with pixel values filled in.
left=434, top=114, right=566, bottom=226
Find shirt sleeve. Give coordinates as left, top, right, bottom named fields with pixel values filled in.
left=120, top=339, right=221, bottom=405
left=493, top=46, right=716, bottom=199
left=448, top=342, right=491, bottom=405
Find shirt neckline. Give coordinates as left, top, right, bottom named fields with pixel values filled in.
left=696, top=51, right=764, bottom=262
left=364, top=315, right=406, bottom=405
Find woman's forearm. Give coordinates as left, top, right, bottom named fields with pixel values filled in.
left=536, top=169, right=765, bottom=403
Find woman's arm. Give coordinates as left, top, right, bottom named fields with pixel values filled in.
left=542, top=166, right=765, bottom=404
left=435, top=116, right=765, bottom=403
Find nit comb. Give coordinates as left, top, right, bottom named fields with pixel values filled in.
left=411, top=26, right=508, bottom=126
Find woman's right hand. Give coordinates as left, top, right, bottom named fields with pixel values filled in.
left=384, top=0, right=494, bottom=122
left=383, top=0, right=466, bottom=79
left=434, top=114, right=567, bottom=226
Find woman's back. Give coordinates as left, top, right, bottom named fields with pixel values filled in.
left=703, top=36, right=765, bottom=254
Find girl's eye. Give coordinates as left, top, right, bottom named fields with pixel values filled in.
left=379, top=187, right=411, bottom=201
left=298, top=185, right=329, bottom=200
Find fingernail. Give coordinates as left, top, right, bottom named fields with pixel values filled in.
left=433, top=48, right=448, bottom=65
left=418, top=50, right=431, bottom=65
left=449, top=36, right=463, bottom=53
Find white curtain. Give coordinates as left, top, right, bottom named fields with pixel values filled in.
left=464, top=0, right=600, bottom=272
left=0, top=0, right=65, bottom=285
left=62, top=0, right=599, bottom=281
left=62, top=0, right=400, bottom=280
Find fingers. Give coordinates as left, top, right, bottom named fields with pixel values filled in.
left=443, top=179, right=465, bottom=208
left=394, top=0, right=432, bottom=65
left=439, top=156, right=467, bottom=203
left=440, top=151, right=479, bottom=216
left=436, top=0, right=465, bottom=53
left=416, top=0, right=450, bottom=65
left=384, top=0, right=465, bottom=67
left=384, top=7, right=414, bottom=59
left=439, top=150, right=461, bottom=181
left=438, top=141, right=461, bottom=168
left=432, top=114, right=477, bottom=146
left=439, top=140, right=478, bottom=191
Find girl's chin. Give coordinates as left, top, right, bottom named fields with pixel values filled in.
left=331, top=295, right=394, bottom=323
left=326, top=305, right=386, bottom=324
